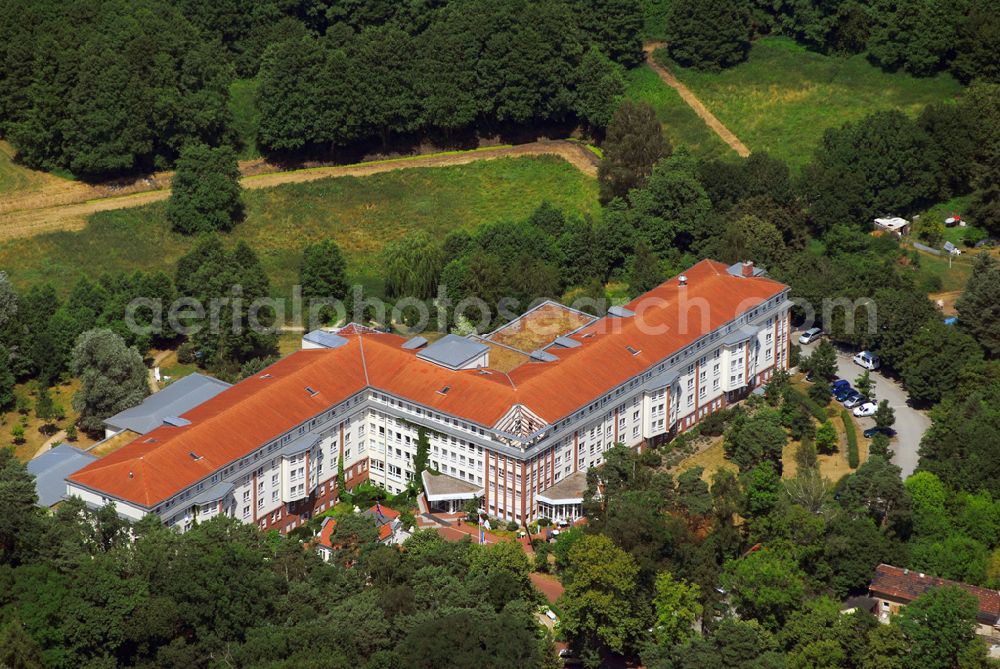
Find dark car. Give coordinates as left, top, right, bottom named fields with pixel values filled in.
left=840, top=390, right=861, bottom=405
left=834, top=386, right=854, bottom=402
left=831, top=379, right=851, bottom=394
left=864, top=426, right=897, bottom=438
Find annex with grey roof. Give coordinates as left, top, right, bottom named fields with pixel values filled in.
left=27, top=444, right=97, bottom=507
left=103, top=373, right=232, bottom=435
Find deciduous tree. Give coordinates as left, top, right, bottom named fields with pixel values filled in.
left=721, top=548, right=806, bottom=630
left=70, top=329, right=148, bottom=435
left=167, top=143, right=244, bottom=235
left=559, top=534, right=644, bottom=658
left=652, top=571, right=702, bottom=646
left=665, top=0, right=752, bottom=71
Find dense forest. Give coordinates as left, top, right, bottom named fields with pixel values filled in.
left=659, top=0, right=1000, bottom=80
left=0, top=461, right=555, bottom=668
left=2, top=0, right=998, bottom=179
left=0, top=0, right=641, bottom=178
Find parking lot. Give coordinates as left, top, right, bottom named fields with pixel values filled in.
left=798, top=337, right=930, bottom=479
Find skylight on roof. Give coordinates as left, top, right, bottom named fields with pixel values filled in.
left=188, top=451, right=202, bottom=461
left=259, top=373, right=272, bottom=379
left=626, top=346, right=641, bottom=356
left=305, top=386, right=319, bottom=396
left=438, top=385, right=451, bottom=395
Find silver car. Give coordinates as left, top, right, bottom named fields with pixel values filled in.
left=799, top=327, right=822, bottom=345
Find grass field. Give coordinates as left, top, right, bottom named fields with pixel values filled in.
left=0, top=141, right=46, bottom=195
left=661, top=38, right=964, bottom=169
left=0, top=156, right=600, bottom=300
left=229, top=78, right=261, bottom=160
left=624, top=65, right=737, bottom=162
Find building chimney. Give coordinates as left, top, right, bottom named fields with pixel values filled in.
left=678, top=274, right=687, bottom=286
left=741, top=260, right=755, bottom=277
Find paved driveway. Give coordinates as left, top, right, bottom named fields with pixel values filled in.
left=798, top=337, right=930, bottom=479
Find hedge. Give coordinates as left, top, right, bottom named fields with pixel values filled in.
left=841, top=409, right=859, bottom=469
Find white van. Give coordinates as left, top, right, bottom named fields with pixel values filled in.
left=853, top=351, right=880, bottom=371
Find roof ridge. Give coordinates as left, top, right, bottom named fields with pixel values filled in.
left=358, top=334, right=370, bottom=384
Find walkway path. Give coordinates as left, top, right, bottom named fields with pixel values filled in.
left=0, top=140, right=599, bottom=241
left=643, top=43, right=751, bottom=158
left=147, top=350, right=171, bottom=393
left=32, top=429, right=67, bottom=459
left=530, top=572, right=565, bottom=605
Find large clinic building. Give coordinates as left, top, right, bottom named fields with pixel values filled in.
left=66, top=260, right=791, bottom=532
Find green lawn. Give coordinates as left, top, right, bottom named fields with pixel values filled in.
left=660, top=37, right=964, bottom=170
left=0, top=156, right=599, bottom=300
left=623, top=65, right=738, bottom=163
left=0, top=141, right=43, bottom=195
left=912, top=249, right=974, bottom=293
left=229, top=78, right=261, bottom=160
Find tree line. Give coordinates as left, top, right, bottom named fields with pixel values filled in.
left=0, top=451, right=555, bottom=668
left=654, top=0, right=999, bottom=82
left=255, top=0, right=636, bottom=156
left=0, top=0, right=643, bottom=180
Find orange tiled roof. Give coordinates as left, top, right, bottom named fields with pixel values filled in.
left=68, top=260, right=786, bottom=508
left=316, top=517, right=337, bottom=549
left=870, top=564, right=1000, bottom=624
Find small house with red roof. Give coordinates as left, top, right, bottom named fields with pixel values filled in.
left=313, top=504, right=408, bottom=561
left=870, top=564, right=1000, bottom=642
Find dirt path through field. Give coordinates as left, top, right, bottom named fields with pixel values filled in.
left=643, top=43, right=751, bottom=158
left=0, top=140, right=598, bottom=240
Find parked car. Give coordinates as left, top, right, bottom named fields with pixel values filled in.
left=853, top=351, right=880, bottom=370
left=864, top=426, right=897, bottom=438
left=840, top=389, right=861, bottom=404
left=844, top=394, right=868, bottom=409
left=799, top=327, right=823, bottom=345
left=831, top=379, right=851, bottom=394
left=853, top=401, right=878, bottom=417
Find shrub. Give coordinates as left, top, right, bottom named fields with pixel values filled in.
left=65, top=424, right=78, bottom=442
left=640, top=449, right=663, bottom=468
left=920, top=273, right=944, bottom=292
left=964, top=227, right=987, bottom=247
left=808, top=380, right=831, bottom=407
left=815, top=421, right=838, bottom=455
left=177, top=342, right=197, bottom=364
left=10, top=424, right=24, bottom=444
left=700, top=407, right=732, bottom=436
left=506, top=521, right=520, bottom=532
left=842, top=410, right=859, bottom=468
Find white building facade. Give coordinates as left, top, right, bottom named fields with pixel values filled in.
left=67, top=261, right=791, bottom=531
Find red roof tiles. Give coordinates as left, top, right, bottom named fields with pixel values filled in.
left=870, top=564, right=1000, bottom=624
left=69, top=260, right=786, bottom=508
